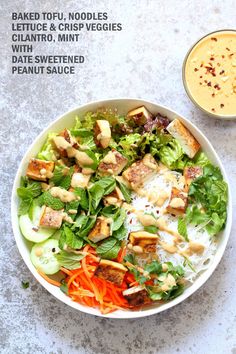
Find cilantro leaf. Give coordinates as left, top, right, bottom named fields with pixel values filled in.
left=39, top=191, right=64, bottom=210
left=177, top=217, right=189, bottom=241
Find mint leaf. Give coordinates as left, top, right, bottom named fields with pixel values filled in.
left=112, top=208, right=126, bottom=231
left=64, top=226, right=83, bottom=249
left=40, top=191, right=64, bottom=210
left=96, top=237, right=117, bottom=255
left=74, top=187, right=89, bottom=211
left=113, top=224, right=127, bottom=240
left=50, top=166, right=73, bottom=190
left=144, top=261, right=162, bottom=274
left=117, top=181, right=132, bottom=203
left=56, top=250, right=84, bottom=269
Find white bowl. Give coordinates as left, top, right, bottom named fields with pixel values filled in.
left=11, top=98, right=232, bottom=319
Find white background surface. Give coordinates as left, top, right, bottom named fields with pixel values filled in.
left=0, top=0, right=235, bottom=353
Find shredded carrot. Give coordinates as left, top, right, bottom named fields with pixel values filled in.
left=37, top=270, right=61, bottom=287
left=39, top=245, right=132, bottom=314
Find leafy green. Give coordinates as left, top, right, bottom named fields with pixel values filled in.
left=188, top=164, right=228, bottom=235
left=70, top=128, right=93, bottom=138
left=117, top=181, right=132, bottom=203
left=96, top=237, right=121, bottom=260
left=119, top=133, right=142, bottom=163
left=123, top=253, right=137, bottom=265
left=17, top=178, right=42, bottom=215
left=74, top=187, right=89, bottom=211
left=93, top=177, right=116, bottom=195
left=158, top=139, right=184, bottom=168
left=88, top=184, right=104, bottom=212
left=177, top=217, right=189, bottom=241
left=37, top=133, right=57, bottom=161
left=74, top=113, right=96, bottom=130
left=56, top=250, right=85, bottom=269
left=144, top=225, right=158, bottom=234
left=60, top=280, right=68, bottom=295
left=38, top=191, right=64, bottom=210
left=50, top=166, right=73, bottom=190
left=59, top=226, right=84, bottom=250
left=112, top=208, right=126, bottom=231
left=21, top=281, right=29, bottom=289
left=112, top=224, right=128, bottom=240
left=144, top=261, right=163, bottom=274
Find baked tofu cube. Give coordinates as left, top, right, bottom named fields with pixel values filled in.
left=39, top=206, right=63, bottom=229
left=122, top=154, right=158, bottom=189
left=26, top=158, right=54, bottom=181
left=183, top=166, right=203, bottom=191
left=128, top=231, right=159, bottom=253
left=53, top=129, right=79, bottom=158
left=103, top=186, right=125, bottom=207
left=88, top=216, right=111, bottom=243
left=167, top=119, right=200, bottom=158
left=95, top=260, right=127, bottom=286
left=123, top=285, right=150, bottom=307
left=71, top=172, right=90, bottom=189
left=127, top=106, right=153, bottom=126
left=98, top=150, right=128, bottom=176
left=94, top=120, right=111, bottom=148
left=166, top=187, right=188, bottom=216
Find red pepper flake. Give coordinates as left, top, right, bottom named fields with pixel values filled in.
left=214, top=84, right=221, bottom=90
left=220, top=104, right=224, bottom=108
left=127, top=211, right=131, bottom=215
left=211, top=37, right=217, bottom=41
left=211, top=108, right=216, bottom=112
left=210, top=57, right=215, bottom=61
left=194, top=68, right=199, bottom=72
left=219, top=70, right=225, bottom=75
left=204, top=79, right=207, bottom=83
left=200, top=63, right=203, bottom=67
left=129, top=219, right=132, bottom=224
left=226, top=47, right=230, bottom=51
left=200, top=75, right=203, bottom=78
left=222, top=55, right=225, bottom=58
left=229, top=53, right=234, bottom=57
left=212, top=93, right=215, bottom=97
left=207, top=81, right=212, bottom=86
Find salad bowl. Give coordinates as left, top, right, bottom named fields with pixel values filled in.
left=11, top=98, right=232, bottom=318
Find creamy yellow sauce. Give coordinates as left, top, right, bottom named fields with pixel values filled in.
left=185, top=30, right=236, bottom=116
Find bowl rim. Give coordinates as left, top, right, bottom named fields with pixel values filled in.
left=182, top=29, right=236, bottom=120
left=11, top=97, right=233, bottom=319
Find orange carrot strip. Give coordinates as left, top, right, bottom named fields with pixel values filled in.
left=60, top=267, right=73, bottom=276
left=37, top=271, right=61, bottom=287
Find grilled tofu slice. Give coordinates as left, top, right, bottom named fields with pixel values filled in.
left=166, top=187, right=188, bottom=215
left=71, top=172, right=91, bottom=189
left=122, top=154, right=158, bottom=189
left=127, top=106, right=153, bottom=126
left=94, top=120, right=111, bottom=148
left=53, top=129, right=78, bottom=157
left=167, top=119, right=200, bottom=158
left=26, top=158, right=54, bottom=181
left=98, top=150, right=128, bottom=176
left=183, top=166, right=203, bottom=191
left=95, top=259, right=127, bottom=286
left=88, top=216, right=112, bottom=243
left=103, top=186, right=125, bottom=207
left=123, top=285, right=150, bottom=307
left=128, top=231, right=159, bottom=253
left=39, top=206, right=63, bottom=229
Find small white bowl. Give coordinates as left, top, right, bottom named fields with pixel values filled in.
left=11, top=98, right=232, bottom=319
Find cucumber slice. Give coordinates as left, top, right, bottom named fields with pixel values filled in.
left=19, top=205, right=55, bottom=243
left=31, top=239, right=60, bottom=275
